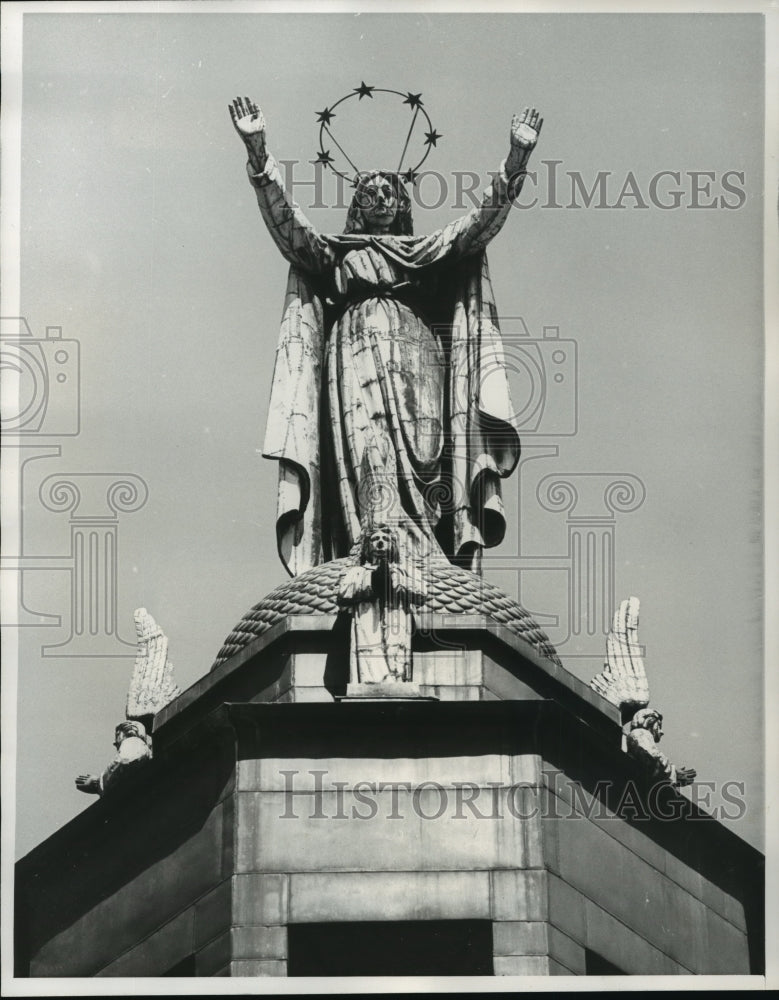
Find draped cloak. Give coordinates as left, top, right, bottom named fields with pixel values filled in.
left=252, top=154, right=522, bottom=577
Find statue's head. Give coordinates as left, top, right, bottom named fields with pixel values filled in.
left=114, top=720, right=147, bottom=747
left=344, top=171, right=413, bottom=236
left=630, top=708, right=663, bottom=742
left=361, top=522, right=399, bottom=565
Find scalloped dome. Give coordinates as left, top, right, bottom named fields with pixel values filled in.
left=212, top=558, right=561, bottom=669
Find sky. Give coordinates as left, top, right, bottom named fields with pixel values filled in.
left=5, top=8, right=766, bottom=857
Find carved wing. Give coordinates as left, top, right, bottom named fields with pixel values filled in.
left=590, top=596, right=650, bottom=711
left=126, top=608, right=181, bottom=720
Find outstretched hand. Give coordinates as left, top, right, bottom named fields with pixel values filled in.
left=676, top=766, right=697, bottom=787
left=75, top=774, right=100, bottom=795
left=507, top=106, right=543, bottom=174
left=229, top=96, right=267, bottom=171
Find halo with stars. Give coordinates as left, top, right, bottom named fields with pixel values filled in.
left=314, top=83, right=442, bottom=185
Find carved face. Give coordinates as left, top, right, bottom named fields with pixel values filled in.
left=358, top=175, right=398, bottom=233
left=368, top=525, right=395, bottom=562
left=114, top=721, right=143, bottom=747
left=649, top=716, right=664, bottom=743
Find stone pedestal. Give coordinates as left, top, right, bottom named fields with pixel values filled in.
left=341, top=681, right=432, bottom=700
left=15, top=615, right=764, bottom=978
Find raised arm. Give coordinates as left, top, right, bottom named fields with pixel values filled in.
left=439, top=107, right=543, bottom=258
left=229, top=97, right=333, bottom=274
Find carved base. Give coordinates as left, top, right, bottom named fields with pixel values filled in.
left=339, top=681, right=438, bottom=702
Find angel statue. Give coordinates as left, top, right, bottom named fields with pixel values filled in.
left=229, top=95, right=543, bottom=576
left=74, top=608, right=180, bottom=797
left=626, top=709, right=697, bottom=788
left=337, top=521, right=426, bottom=689
left=591, top=597, right=697, bottom=788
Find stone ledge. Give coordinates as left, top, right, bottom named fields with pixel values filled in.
left=152, top=612, right=622, bottom=743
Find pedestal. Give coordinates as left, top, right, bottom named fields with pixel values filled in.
left=340, top=681, right=435, bottom=701
left=15, top=614, right=764, bottom=978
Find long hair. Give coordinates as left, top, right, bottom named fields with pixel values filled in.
left=343, top=170, right=414, bottom=236
left=358, top=522, right=400, bottom=566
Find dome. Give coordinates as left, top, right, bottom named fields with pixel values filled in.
left=212, top=558, right=561, bottom=669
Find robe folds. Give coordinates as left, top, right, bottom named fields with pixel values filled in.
left=252, top=154, right=522, bottom=576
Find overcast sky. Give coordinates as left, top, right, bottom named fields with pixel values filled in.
left=8, top=8, right=765, bottom=857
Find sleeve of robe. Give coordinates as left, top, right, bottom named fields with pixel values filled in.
left=247, top=153, right=332, bottom=574
left=246, top=154, right=335, bottom=273
left=401, top=160, right=525, bottom=266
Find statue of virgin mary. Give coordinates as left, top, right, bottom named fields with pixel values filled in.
left=229, top=97, right=543, bottom=576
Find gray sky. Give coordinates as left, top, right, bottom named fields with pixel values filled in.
left=10, top=9, right=765, bottom=856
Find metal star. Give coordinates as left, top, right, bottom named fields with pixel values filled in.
left=353, top=81, right=375, bottom=100
left=402, top=168, right=420, bottom=185
left=423, top=129, right=442, bottom=147
left=315, top=107, right=336, bottom=125
left=315, top=149, right=334, bottom=165
left=403, top=92, right=424, bottom=109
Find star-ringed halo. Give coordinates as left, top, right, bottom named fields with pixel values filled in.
left=314, top=83, right=441, bottom=184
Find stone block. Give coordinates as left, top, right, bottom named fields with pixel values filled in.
left=413, top=650, right=483, bottom=687
left=237, top=752, right=512, bottom=792
left=547, top=873, right=586, bottom=944
left=699, top=874, right=746, bottom=931
left=493, top=955, right=550, bottom=975
left=30, top=796, right=227, bottom=976
left=548, top=958, right=575, bottom=975
left=288, top=871, right=490, bottom=923
left=659, top=874, right=710, bottom=971
left=250, top=675, right=293, bottom=705
left=548, top=808, right=679, bottom=955
left=196, top=929, right=231, bottom=976
left=194, top=878, right=232, bottom=947
left=482, top=657, right=544, bottom=703
left=546, top=773, right=668, bottom=875
left=232, top=925, right=288, bottom=961
left=541, top=791, right=561, bottom=873
left=492, top=920, right=548, bottom=956
left=509, top=753, right=542, bottom=786
left=547, top=925, right=586, bottom=974
left=583, top=898, right=687, bottom=975
left=417, top=684, right=482, bottom=701
left=232, top=874, right=288, bottom=926
left=290, top=652, right=329, bottom=686
left=288, top=687, right=334, bottom=703
left=231, top=959, right=287, bottom=976
left=236, top=788, right=527, bottom=873
left=490, top=870, right=548, bottom=921
left=517, top=787, right=545, bottom=868
left=702, top=905, right=750, bottom=974
left=94, top=907, right=194, bottom=977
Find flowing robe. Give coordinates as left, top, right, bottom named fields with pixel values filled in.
left=249, top=154, right=522, bottom=575
left=337, top=562, right=425, bottom=685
